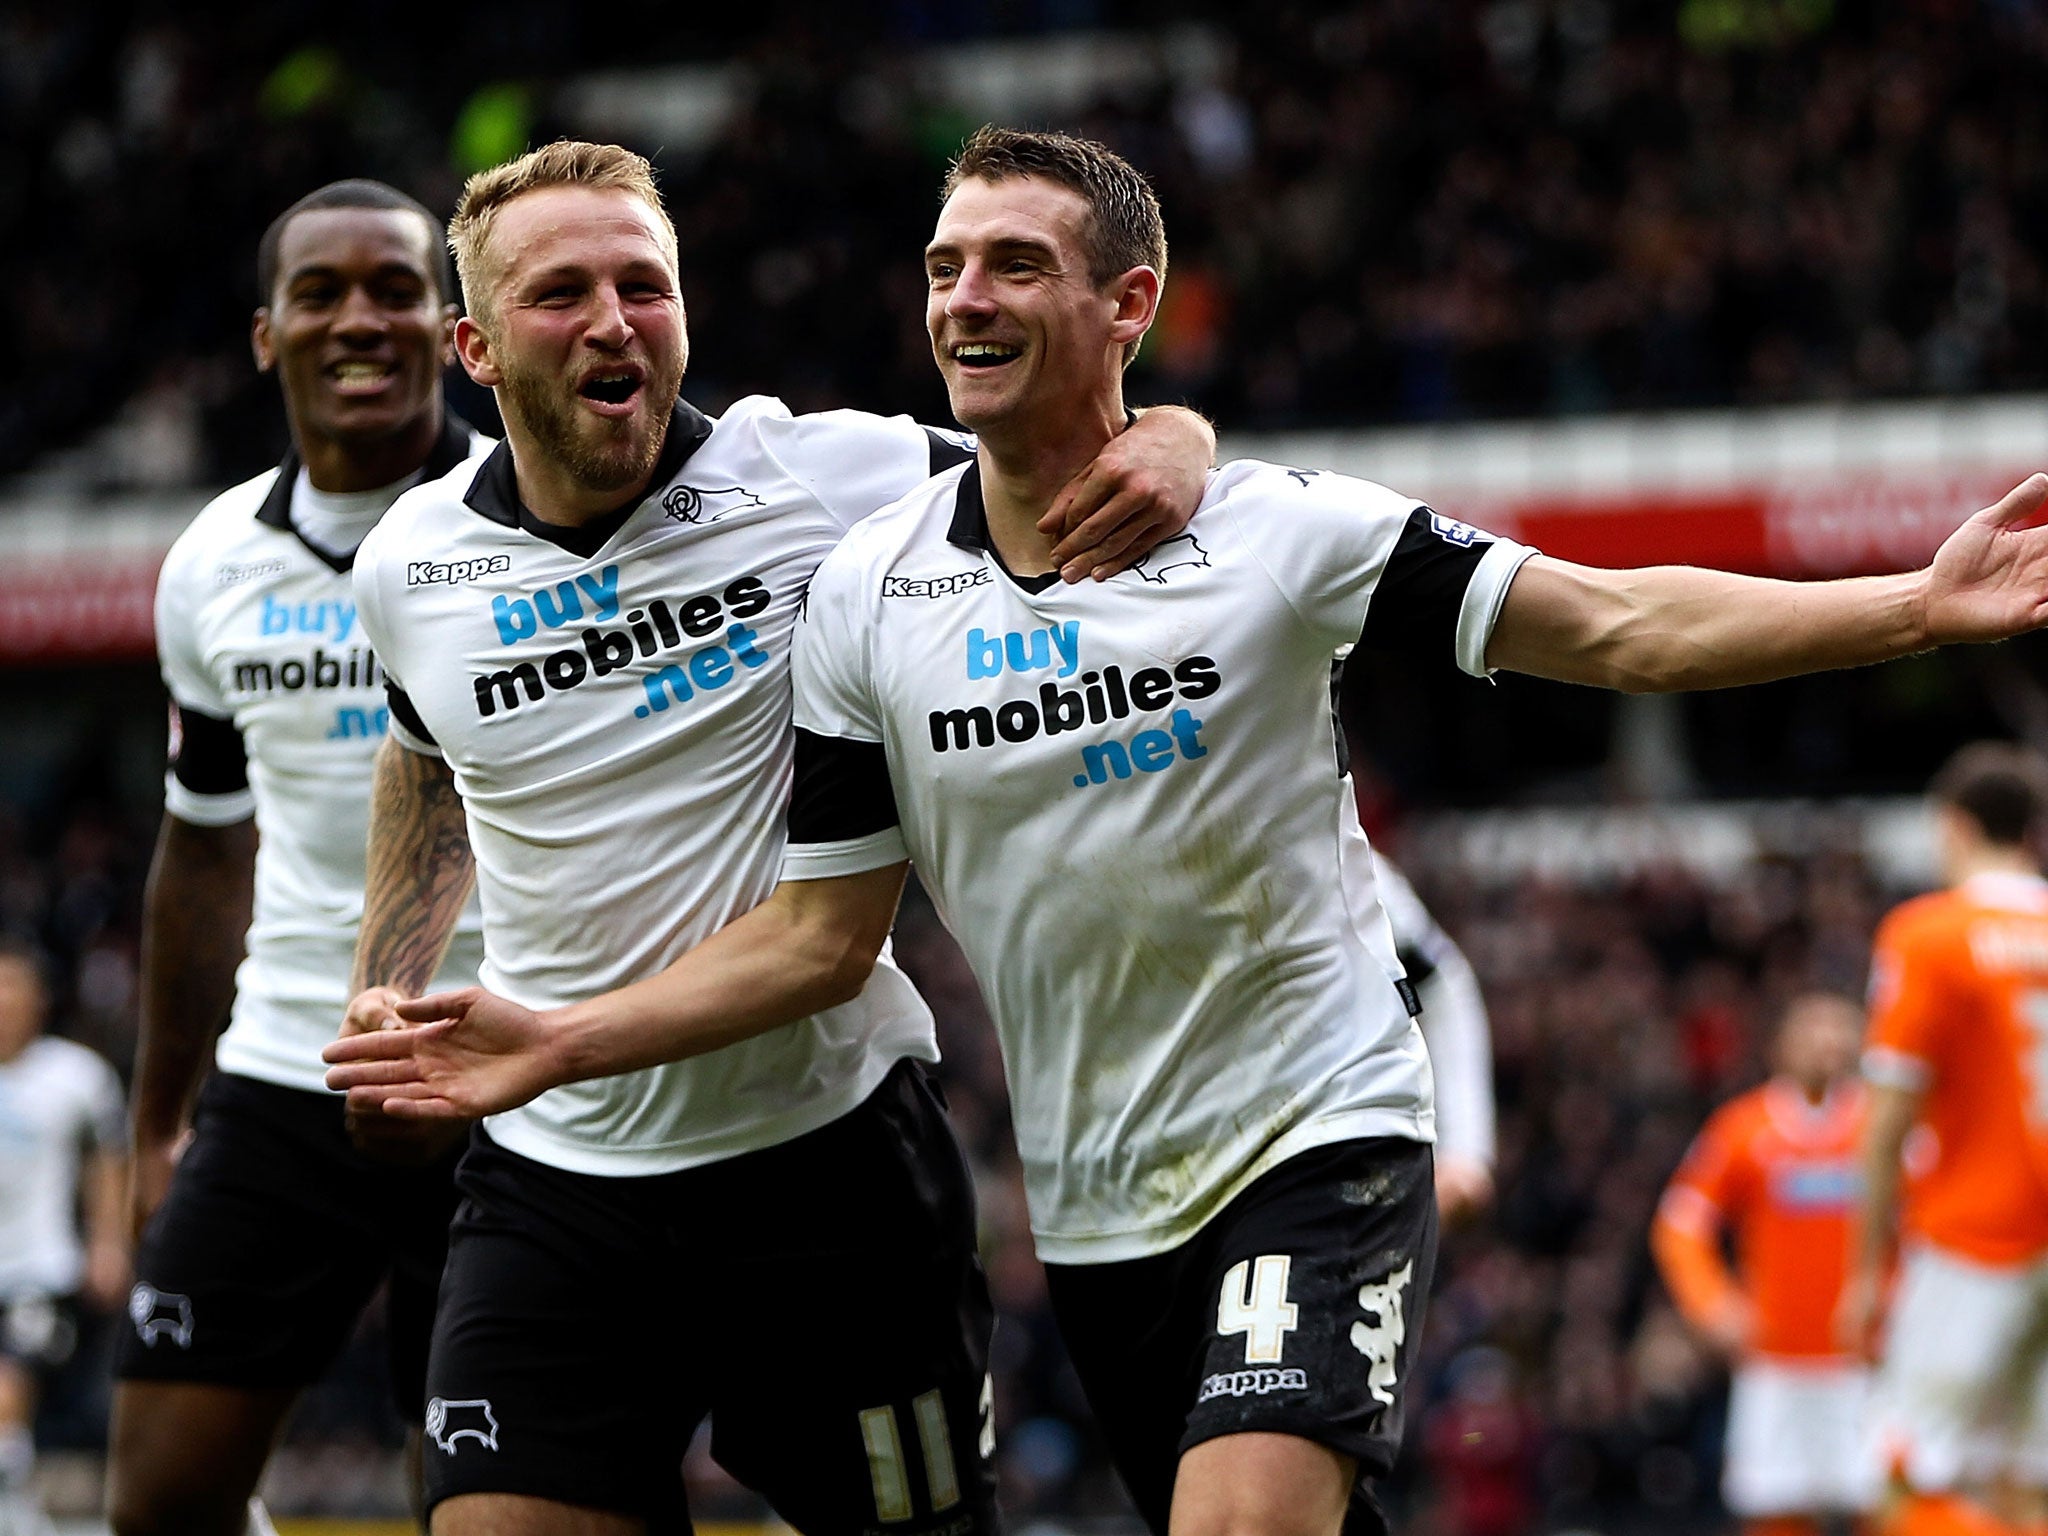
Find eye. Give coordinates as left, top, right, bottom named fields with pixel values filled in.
left=292, top=284, right=339, bottom=308
left=927, top=263, right=958, bottom=284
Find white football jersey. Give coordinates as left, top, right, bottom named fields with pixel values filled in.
left=353, top=398, right=965, bottom=1176
left=155, top=419, right=492, bottom=1094
left=787, top=458, right=1533, bottom=1263
left=0, top=1036, right=124, bottom=1297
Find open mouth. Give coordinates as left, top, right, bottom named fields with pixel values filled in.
left=577, top=369, right=645, bottom=414
left=328, top=360, right=397, bottom=396
left=951, top=342, right=1023, bottom=371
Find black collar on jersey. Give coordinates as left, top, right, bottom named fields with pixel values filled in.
left=944, top=459, right=1061, bottom=595
left=461, top=400, right=715, bottom=560
left=254, top=412, right=476, bottom=575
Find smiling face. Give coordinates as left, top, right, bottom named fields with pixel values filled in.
left=253, top=207, right=453, bottom=466
left=456, top=184, right=686, bottom=504
left=925, top=174, right=1157, bottom=440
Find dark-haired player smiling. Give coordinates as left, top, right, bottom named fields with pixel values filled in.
left=114, top=180, right=490, bottom=1536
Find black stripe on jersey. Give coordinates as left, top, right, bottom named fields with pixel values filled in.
left=170, top=704, right=250, bottom=796
left=384, top=683, right=440, bottom=750
left=924, top=427, right=976, bottom=476
left=788, top=729, right=901, bottom=844
left=254, top=414, right=478, bottom=574
left=463, top=402, right=714, bottom=558
left=1358, top=506, right=1494, bottom=661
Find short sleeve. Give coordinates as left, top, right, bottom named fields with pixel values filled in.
left=1221, top=466, right=1534, bottom=674
left=155, top=530, right=256, bottom=824
left=784, top=545, right=907, bottom=880
left=1864, top=909, right=1948, bottom=1091
left=766, top=409, right=938, bottom=532
left=352, top=532, right=442, bottom=759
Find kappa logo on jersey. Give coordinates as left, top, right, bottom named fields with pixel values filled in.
left=1131, top=532, right=1210, bottom=585
left=662, top=484, right=765, bottom=525
left=883, top=569, right=992, bottom=600
left=1287, top=469, right=1321, bottom=487
left=127, top=1284, right=194, bottom=1349
left=409, top=554, right=512, bottom=587
left=1348, top=1259, right=1414, bottom=1406
left=425, top=1397, right=500, bottom=1454
left=1426, top=511, right=1483, bottom=548
left=214, top=558, right=288, bottom=588
left=1219, top=1255, right=1299, bottom=1364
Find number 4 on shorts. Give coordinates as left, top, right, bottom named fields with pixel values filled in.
left=1218, top=1254, right=1298, bottom=1364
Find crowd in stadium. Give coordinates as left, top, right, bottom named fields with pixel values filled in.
left=6, top=1, right=2048, bottom=486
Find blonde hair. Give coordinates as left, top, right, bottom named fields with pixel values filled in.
left=449, top=140, right=678, bottom=324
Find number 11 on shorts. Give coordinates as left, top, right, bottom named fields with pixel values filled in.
left=861, top=1388, right=964, bottom=1522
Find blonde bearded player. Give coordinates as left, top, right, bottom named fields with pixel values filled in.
left=1847, top=744, right=2048, bottom=1536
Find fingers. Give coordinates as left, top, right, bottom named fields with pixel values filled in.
left=1040, top=462, right=1117, bottom=538
left=1982, top=472, right=2048, bottom=528
left=1059, top=507, right=1171, bottom=581
left=398, top=988, right=478, bottom=1023
left=324, top=1055, right=429, bottom=1089
left=345, top=1084, right=463, bottom=1120
left=1049, top=486, right=1151, bottom=568
left=340, top=985, right=407, bottom=1037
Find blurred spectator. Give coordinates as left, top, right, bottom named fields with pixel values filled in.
left=7, top=4, right=2048, bottom=485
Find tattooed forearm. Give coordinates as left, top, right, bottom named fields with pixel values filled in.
left=352, top=736, right=476, bottom=997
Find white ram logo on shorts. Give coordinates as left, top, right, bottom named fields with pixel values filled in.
left=426, top=1397, right=501, bottom=1454
left=128, top=1284, right=194, bottom=1349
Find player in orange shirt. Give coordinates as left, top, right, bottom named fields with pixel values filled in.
left=1847, top=743, right=2048, bottom=1536
left=1654, top=991, right=1876, bottom=1536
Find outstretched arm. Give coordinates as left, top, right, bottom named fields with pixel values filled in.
left=1043, top=405, right=1216, bottom=581
left=326, top=864, right=908, bottom=1119
left=1488, top=473, right=2048, bottom=691
left=130, top=813, right=255, bottom=1241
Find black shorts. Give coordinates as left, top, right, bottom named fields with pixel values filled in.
left=1044, top=1136, right=1437, bottom=1536
left=0, top=1293, right=81, bottom=1381
left=424, top=1058, right=997, bottom=1535
left=115, top=1070, right=460, bottom=1421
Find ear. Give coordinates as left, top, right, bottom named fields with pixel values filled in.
left=1107, top=266, right=1162, bottom=356
left=437, top=303, right=460, bottom=369
left=455, top=314, right=500, bottom=387
left=251, top=309, right=276, bottom=373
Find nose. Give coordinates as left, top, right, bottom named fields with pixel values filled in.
left=585, top=283, right=633, bottom=350
left=946, top=260, right=999, bottom=322
left=332, top=284, right=388, bottom=342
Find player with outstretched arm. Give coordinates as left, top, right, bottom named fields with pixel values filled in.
left=331, top=129, right=2048, bottom=1536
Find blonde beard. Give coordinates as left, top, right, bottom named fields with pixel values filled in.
left=498, top=359, right=681, bottom=497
